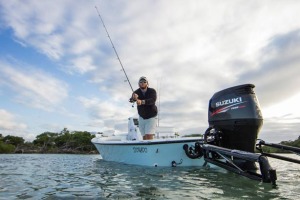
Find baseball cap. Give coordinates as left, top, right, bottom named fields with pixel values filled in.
left=139, top=76, right=148, bottom=83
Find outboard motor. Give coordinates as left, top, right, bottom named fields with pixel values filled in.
left=191, top=84, right=300, bottom=184
left=207, top=84, right=263, bottom=154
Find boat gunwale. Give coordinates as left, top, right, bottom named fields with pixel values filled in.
left=92, top=137, right=203, bottom=146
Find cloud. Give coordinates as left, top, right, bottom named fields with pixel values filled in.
left=0, top=59, right=68, bottom=111
left=1, top=0, right=300, bottom=142
left=0, top=1, right=68, bottom=57
left=78, top=96, right=134, bottom=130
left=0, top=109, right=27, bottom=131
left=87, top=0, right=300, bottom=137
left=260, top=117, right=300, bottom=143
left=0, top=0, right=101, bottom=73
left=237, top=29, right=300, bottom=107
left=69, top=55, right=97, bottom=74
left=0, top=109, right=34, bottom=141
left=0, top=109, right=40, bottom=141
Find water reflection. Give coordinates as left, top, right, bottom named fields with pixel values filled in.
left=91, top=156, right=300, bottom=199
left=0, top=154, right=299, bottom=199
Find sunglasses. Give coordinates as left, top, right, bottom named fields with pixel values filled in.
left=139, top=81, right=147, bottom=84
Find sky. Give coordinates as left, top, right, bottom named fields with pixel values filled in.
left=0, top=0, right=300, bottom=143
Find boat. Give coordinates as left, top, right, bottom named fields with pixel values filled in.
left=91, top=117, right=205, bottom=167
left=92, top=83, right=263, bottom=168
left=92, top=84, right=300, bottom=185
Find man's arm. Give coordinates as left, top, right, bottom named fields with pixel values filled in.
left=144, top=89, right=157, bottom=105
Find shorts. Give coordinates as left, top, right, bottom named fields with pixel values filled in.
left=138, top=116, right=157, bottom=136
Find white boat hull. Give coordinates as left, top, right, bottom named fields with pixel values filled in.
left=92, top=137, right=205, bottom=167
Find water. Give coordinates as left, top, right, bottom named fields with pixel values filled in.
left=0, top=154, right=299, bottom=199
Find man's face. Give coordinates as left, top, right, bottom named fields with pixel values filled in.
left=139, top=80, right=147, bottom=89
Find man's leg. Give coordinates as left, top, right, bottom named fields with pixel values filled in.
left=144, top=117, right=157, bottom=140
left=139, top=116, right=146, bottom=140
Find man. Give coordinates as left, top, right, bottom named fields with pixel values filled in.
left=129, top=76, right=157, bottom=140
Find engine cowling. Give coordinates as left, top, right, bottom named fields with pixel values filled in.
left=208, top=84, right=263, bottom=153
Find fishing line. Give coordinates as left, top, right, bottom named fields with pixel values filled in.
left=95, top=6, right=134, bottom=93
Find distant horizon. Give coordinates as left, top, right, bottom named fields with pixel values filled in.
left=1, top=126, right=299, bottom=144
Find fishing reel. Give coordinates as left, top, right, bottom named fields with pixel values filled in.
left=129, top=98, right=136, bottom=107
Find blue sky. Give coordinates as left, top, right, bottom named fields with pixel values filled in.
left=0, top=0, right=300, bottom=142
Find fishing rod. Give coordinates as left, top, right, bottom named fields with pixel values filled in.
left=95, top=6, right=134, bottom=93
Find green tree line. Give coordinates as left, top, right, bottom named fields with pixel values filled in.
left=0, top=128, right=97, bottom=154
left=1, top=130, right=299, bottom=154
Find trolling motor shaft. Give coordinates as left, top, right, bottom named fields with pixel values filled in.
left=257, top=140, right=300, bottom=164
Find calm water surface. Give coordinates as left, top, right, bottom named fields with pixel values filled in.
left=0, top=154, right=299, bottom=199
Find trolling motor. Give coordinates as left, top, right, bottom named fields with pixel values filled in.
left=184, top=84, right=300, bottom=185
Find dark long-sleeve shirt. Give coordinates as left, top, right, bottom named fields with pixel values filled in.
left=132, top=87, right=158, bottom=119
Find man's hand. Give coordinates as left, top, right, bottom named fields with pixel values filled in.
left=136, top=99, right=142, bottom=105
left=136, top=99, right=145, bottom=106
left=132, top=93, right=139, bottom=100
